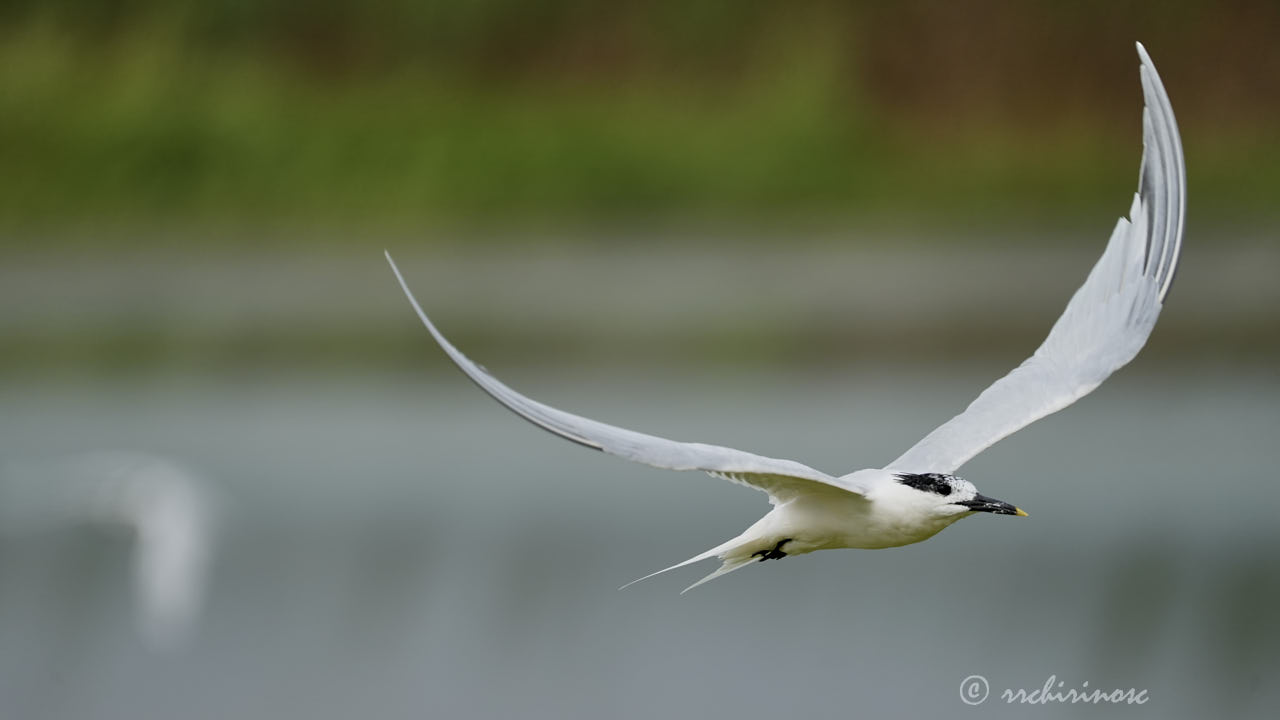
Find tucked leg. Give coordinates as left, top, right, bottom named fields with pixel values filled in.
left=751, top=538, right=793, bottom=562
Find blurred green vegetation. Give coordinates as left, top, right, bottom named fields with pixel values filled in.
left=1, top=1, right=1277, bottom=242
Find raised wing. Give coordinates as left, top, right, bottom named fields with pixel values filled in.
left=386, top=252, right=868, bottom=502
left=888, top=43, right=1185, bottom=475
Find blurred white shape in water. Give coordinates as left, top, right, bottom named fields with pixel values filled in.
left=2, top=452, right=218, bottom=651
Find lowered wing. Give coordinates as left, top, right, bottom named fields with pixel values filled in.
left=386, top=252, right=868, bottom=503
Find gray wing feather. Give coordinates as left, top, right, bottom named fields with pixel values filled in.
left=386, top=253, right=867, bottom=501
left=888, top=43, right=1185, bottom=475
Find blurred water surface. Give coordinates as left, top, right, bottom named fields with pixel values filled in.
left=1, top=365, right=1276, bottom=719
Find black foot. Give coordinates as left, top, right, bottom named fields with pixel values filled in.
left=752, top=538, right=793, bottom=562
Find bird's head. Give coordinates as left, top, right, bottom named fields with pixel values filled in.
left=893, top=472, right=1028, bottom=518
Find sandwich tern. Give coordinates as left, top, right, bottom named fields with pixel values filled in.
left=387, top=43, right=1184, bottom=591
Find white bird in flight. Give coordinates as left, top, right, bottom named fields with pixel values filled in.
left=387, top=43, right=1184, bottom=592
left=2, top=452, right=217, bottom=648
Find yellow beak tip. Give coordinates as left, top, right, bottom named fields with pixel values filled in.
left=1014, top=507, right=1029, bottom=517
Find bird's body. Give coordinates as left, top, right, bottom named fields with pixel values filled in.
left=387, top=44, right=1185, bottom=592
left=627, top=469, right=1021, bottom=590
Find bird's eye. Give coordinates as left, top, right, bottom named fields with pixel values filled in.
left=894, top=472, right=954, bottom=497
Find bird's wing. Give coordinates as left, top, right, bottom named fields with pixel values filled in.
left=887, top=43, right=1185, bottom=475
left=386, top=253, right=869, bottom=503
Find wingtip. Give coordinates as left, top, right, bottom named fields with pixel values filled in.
left=1135, top=41, right=1152, bottom=67
left=384, top=250, right=410, bottom=289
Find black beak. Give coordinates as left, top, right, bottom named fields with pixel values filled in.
left=956, top=493, right=1028, bottom=517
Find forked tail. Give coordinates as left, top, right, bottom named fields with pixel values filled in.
left=619, top=532, right=759, bottom=594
